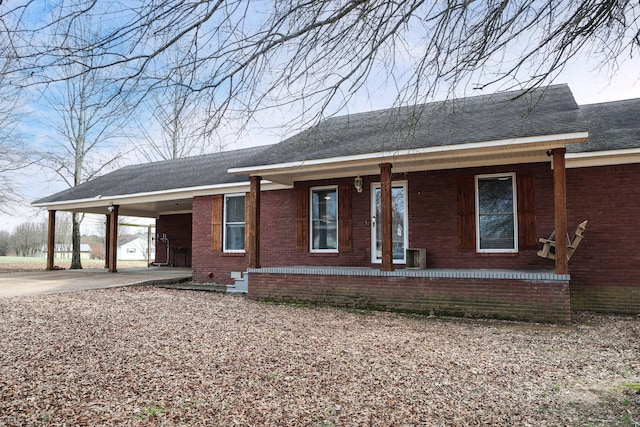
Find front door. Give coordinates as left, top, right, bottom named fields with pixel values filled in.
left=371, top=181, right=408, bottom=264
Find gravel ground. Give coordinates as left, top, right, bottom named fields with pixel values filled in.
left=0, top=285, right=639, bottom=426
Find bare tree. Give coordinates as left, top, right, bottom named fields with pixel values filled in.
left=54, top=213, right=73, bottom=259
left=11, top=220, right=47, bottom=257
left=38, top=17, right=131, bottom=269
left=133, top=46, right=224, bottom=162
left=5, top=0, right=638, bottom=132
left=0, top=41, right=36, bottom=213
left=0, top=230, right=10, bottom=256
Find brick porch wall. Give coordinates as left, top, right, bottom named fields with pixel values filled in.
left=248, top=268, right=572, bottom=324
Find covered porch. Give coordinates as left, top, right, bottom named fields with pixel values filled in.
left=231, top=133, right=587, bottom=324
left=236, top=142, right=583, bottom=276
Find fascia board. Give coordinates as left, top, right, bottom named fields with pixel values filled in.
left=228, top=132, right=589, bottom=176
left=566, top=148, right=640, bottom=168
left=32, top=180, right=291, bottom=210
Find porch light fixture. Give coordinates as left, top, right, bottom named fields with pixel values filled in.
left=107, top=203, right=114, bottom=213
left=354, top=175, right=363, bottom=193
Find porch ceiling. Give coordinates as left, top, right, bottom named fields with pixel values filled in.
left=43, top=197, right=194, bottom=218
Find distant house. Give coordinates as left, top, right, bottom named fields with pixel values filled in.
left=33, top=84, right=640, bottom=323
left=117, top=235, right=152, bottom=261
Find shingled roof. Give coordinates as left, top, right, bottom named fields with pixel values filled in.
left=576, top=97, right=640, bottom=153
left=34, top=84, right=640, bottom=211
left=234, top=84, right=586, bottom=169
left=34, top=145, right=271, bottom=205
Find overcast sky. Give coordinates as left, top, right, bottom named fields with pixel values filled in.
left=1, top=54, right=639, bottom=234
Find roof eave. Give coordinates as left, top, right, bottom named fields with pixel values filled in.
left=228, top=132, right=589, bottom=184
left=32, top=180, right=291, bottom=215
left=566, top=148, right=640, bottom=168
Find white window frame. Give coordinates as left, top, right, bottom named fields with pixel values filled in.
left=475, top=173, right=518, bottom=253
left=370, top=180, right=409, bottom=264
left=223, top=193, right=246, bottom=253
left=310, top=185, right=339, bottom=253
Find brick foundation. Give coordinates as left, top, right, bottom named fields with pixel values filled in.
left=248, top=268, right=572, bottom=324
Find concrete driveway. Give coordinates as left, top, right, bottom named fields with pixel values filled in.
left=0, top=267, right=192, bottom=297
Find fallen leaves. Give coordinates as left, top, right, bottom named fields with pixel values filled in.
left=0, top=286, right=638, bottom=426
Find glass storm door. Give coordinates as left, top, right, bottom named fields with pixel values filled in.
left=371, top=182, right=408, bottom=264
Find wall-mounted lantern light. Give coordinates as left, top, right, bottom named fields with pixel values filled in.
left=354, top=175, right=363, bottom=193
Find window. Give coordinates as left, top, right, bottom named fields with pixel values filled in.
left=224, top=194, right=245, bottom=252
left=475, top=173, right=518, bottom=252
left=311, top=186, right=338, bottom=252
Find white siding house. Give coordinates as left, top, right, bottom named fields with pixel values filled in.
left=117, top=235, right=152, bottom=261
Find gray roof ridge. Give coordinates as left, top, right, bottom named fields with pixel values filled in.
left=579, top=97, right=640, bottom=108
left=312, top=83, right=575, bottom=131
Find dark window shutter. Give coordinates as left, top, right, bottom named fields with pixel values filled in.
left=457, top=175, right=476, bottom=251
left=295, top=187, right=309, bottom=251
left=338, top=184, right=352, bottom=252
left=211, top=194, right=223, bottom=251
left=517, top=173, right=537, bottom=250
left=245, top=192, right=250, bottom=251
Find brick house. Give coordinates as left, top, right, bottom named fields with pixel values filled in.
left=33, top=84, right=640, bottom=323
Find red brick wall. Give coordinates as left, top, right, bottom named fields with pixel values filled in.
left=566, top=164, right=640, bottom=314
left=406, top=164, right=554, bottom=270
left=249, top=165, right=556, bottom=270
left=192, top=196, right=248, bottom=284
left=189, top=162, right=640, bottom=315
left=248, top=272, right=572, bottom=324
left=155, top=213, right=192, bottom=267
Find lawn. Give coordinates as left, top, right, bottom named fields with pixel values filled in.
left=0, top=286, right=638, bottom=426
left=0, top=256, right=148, bottom=273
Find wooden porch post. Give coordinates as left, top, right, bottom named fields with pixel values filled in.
left=380, top=163, right=393, bottom=272
left=46, top=210, right=56, bottom=270
left=553, top=148, right=569, bottom=274
left=104, top=214, right=111, bottom=269
left=248, top=175, right=261, bottom=268
left=108, top=205, right=119, bottom=273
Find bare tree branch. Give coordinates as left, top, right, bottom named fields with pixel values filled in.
left=2, top=1, right=639, bottom=137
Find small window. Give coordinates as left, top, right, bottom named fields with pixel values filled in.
left=224, top=194, right=245, bottom=252
left=475, top=173, right=518, bottom=252
left=311, top=187, right=338, bottom=252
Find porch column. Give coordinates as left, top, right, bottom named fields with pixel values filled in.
left=46, top=210, right=56, bottom=270
left=248, top=175, right=261, bottom=268
left=553, top=148, right=568, bottom=274
left=104, top=214, right=111, bottom=268
left=108, top=205, right=119, bottom=273
left=380, top=163, right=393, bottom=272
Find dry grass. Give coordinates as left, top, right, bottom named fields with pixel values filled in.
left=0, top=256, right=147, bottom=273
left=0, top=285, right=639, bottom=426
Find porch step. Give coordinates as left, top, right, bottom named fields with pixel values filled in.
left=226, top=274, right=248, bottom=294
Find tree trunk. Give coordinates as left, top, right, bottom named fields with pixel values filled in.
left=70, top=212, right=83, bottom=269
